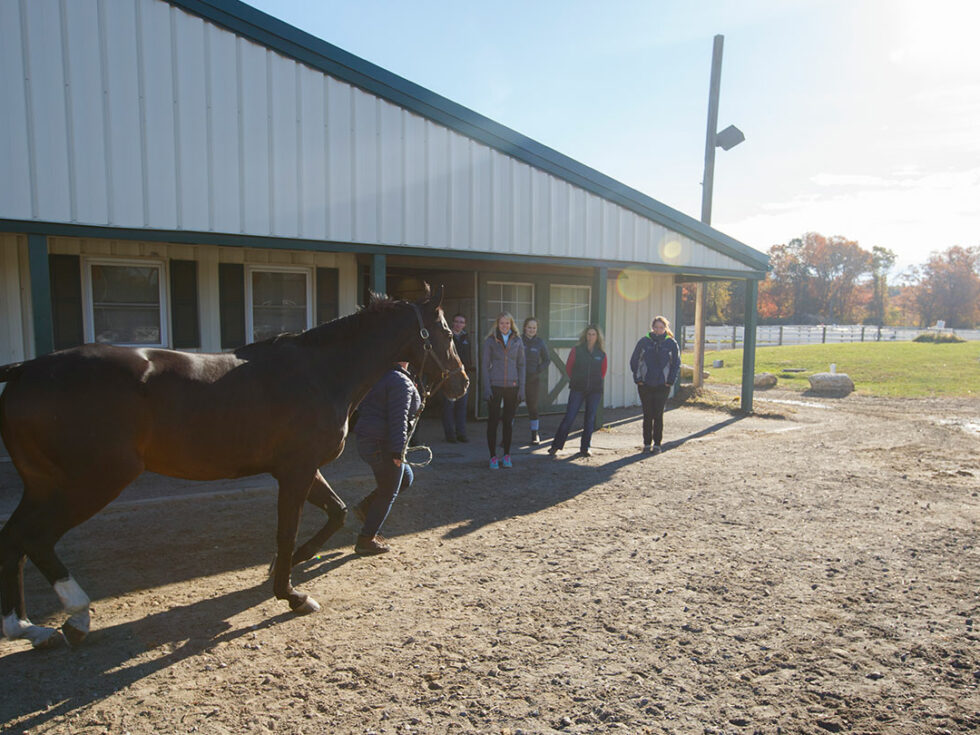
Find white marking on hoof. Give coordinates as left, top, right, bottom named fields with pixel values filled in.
left=293, top=596, right=321, bottom=615
left=3, top=610, right=30, bottom=640
left=29, top=626, right=65, bottom=649
left=54, top=577, right=91, bottom=614
left=65, top=609, right=91, bottom=636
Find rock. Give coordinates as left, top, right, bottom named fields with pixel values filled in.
left=680, top=364, right=710, bottom=381
left=808, top=372, right=855, bottom=395
left=754, top=372, right=778, bottom=388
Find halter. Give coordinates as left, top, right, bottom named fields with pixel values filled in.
left=401, top=303, right=467, bottom=468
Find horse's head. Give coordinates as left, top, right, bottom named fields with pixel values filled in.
left=406, top=284, right=469, bottom=400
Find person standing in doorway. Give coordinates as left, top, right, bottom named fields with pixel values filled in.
left=521, top=317, right=551, bottom=445
left=442, top=313, right=473, bottom=443
left=548, top=325, right=607, bottom=458
left=481, top=312, right=525, bottom=469
left=351, top=361, right=422, bottom=554
left=629, top=315, right=680, bottom=454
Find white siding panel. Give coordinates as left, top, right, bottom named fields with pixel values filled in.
left=0, top=1, right=32, bottom=219
left=173, top=10, right=210, bottom=231
left=103, top=1, right=144, bottom=227
left=512, top=161, right=532, bottom=252
left=425, top=122, right=450, bottom=247
left=567, top=187, right=586, bottom=259
left=403, top=112, right=426, bottom=245
left=139, top=0, right=178, bottom=227
left=24, top=0, right=71, bottom=222
left=299, top=66, right=327, bottom=240
left=240, top=43, right=271, bottom=234
left=449, top=133, right=471, bottom=248
left=64, top=0, right=108, bottom=224
left=490, top=151, right=511, bottom=252
left=326, top=77, right=352, bottom=240
left=471, top=144, right=492, bottom=252
left=352, top=88, right=379, bottom=243
left=551, top=179, right=570, bottom=258
left=379, top=101, right=404, bottom=244
left=208, top=24, right=241, bottom=233
left=530, top=170, right=549, bottom=254
left=270, top=57, right=299, bottom=237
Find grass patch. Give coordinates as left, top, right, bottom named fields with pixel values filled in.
left=699, top=341, right=980, bottom=398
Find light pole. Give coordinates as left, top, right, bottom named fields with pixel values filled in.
left=693, top=34, right=743, bottom=390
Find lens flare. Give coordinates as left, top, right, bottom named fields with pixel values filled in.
left=661, top=239, right=683, bottom=262
left=615, top=269, right=653, bottom=302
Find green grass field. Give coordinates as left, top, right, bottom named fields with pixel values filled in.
left=697, top=341, right=980, bottom=398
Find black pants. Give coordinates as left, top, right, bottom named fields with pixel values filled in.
left=638, top=384, right=670, bottom=447
left=487, top=386, right=519, bottom=456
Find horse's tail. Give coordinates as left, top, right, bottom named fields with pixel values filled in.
left=0, top=361, right=25, bottom=384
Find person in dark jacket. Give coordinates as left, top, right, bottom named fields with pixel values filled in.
left=351, top=361, right=422, bottom=554
left=442, top=313, right=473, bottom=443
left=629, top=315, right=681, bottom=454
left=548, top=325, right=607, bottom=457
left=481, top=312, right=525, bottom=469
left=521, top=317, right=551, bottom=445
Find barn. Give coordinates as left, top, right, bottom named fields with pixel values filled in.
left=0, top=0, right=768, bottom=416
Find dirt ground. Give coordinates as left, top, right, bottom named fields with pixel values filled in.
left=1, top=389, right=978, bottom=734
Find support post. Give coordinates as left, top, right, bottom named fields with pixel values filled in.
left=693, top=283, right=705, bottom=388
left=28, top=234, right=54, bottom=357
left=740, top=279, right=758, bottom=413
left=593, top=266, right=607, bottom=427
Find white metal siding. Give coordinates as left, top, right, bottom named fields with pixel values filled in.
left=0, top=0, right=754, bottom=275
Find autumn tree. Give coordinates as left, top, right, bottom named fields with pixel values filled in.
left=868, top=246, right=896, bottom=326
left=903, top=245, right=980, bottom=328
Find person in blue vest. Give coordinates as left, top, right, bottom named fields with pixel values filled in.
left=481, top=312, right=525, bottom=469
left=520, top=316, right=552, bottom=445
left=442, top=313, right=473, bottom=443
left=351, top=361, right=421, bottom=555
left=629, top=315, right=681, bottom=454
left=548, top=325, right=607, bottom=457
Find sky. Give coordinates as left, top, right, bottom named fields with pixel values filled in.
left=245, top=0, right=980, bottom=274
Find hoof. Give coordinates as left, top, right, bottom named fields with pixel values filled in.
left=30, top=627, right=66, bottom=650
left=62, top=620, right=89, bottom=647
left=290, top=595, right=321, bottom=615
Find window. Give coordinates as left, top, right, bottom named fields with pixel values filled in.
left=485, top=281, right=534, bottom=335
left=549, top=284, right=591, bottom=339
left=84, top=260, right=167, bottom=346
left=246, top=266, right=313, bottom=342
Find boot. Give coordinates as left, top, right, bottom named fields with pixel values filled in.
left=531, top=430, right=540, bottom=445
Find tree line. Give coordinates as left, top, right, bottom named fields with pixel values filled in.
left=681, top=233, right=980, bottom=329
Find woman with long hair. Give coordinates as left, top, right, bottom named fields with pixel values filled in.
left=629, top=315, right=680, bottom=454
left=548, top=324, right=607, bottom=458
left=481, top=312, right=526, bottom=469
left=520, top=316, right=552, bottom=445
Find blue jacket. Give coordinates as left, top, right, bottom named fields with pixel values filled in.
left=353, top=366, right=422, bottom=458
left=629, top=333, right=680, bottom=387
left=521, top=334, right=551, bottom=377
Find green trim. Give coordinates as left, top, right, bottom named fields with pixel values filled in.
left=27, top=235, right=54, bottom=356
left=740, top=279, right=759, bottom=412
left=166, top=0, right=767, bottom=271
left=0, top=221, right=765, bottom=281
left=371, top=253, right=386, bottom=295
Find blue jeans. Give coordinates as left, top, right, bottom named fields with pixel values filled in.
left=441, top=388, right=468, bottom=440
left=356, top=437, right=414, bottom=538
left=550, top=390, right=602, bottom=452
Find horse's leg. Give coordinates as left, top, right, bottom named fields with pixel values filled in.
left=292, top=470, right=348, bottom=566
left=271, top=469, right=321, bottom=615
left=0, top=503, right=76, bottom=649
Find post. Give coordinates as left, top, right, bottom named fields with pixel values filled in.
left=740, top=279, right=758, bottom=412
left=778, top=325, right=783, bottom=346
left=593, top=266, right=608, bottom=426
left=28, top=234, right=54, bottom=357
left=371, top=253, right=386, bottom=295
left=695, top=34, right=725, bottom=390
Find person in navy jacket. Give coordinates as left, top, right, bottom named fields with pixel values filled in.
left=441, top=313, right=473, bottom=443
left=548, top=325, right=607, bottom=457
left=629, top=315, right=681, bottom=454
left=351, top=361, right=422, bottom=554
left=520, top=317, right=552, bottom=445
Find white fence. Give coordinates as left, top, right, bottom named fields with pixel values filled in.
left=681, top=324, right=980, bottom=350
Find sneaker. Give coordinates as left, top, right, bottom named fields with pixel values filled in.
left=489, top=456, right=499, bottom=470
left=652, top=445, right=663, bottom=455
left=456, top=435, right=469, bottom=443
left=501, top=454, right=513, bottom=468
left=642, top=444, right=652, bottom=453
left=354, top=535, right=390, bottom=555
left=579, top=448, right=592, bottom=457
left=530, top=431, right=540, bottom=445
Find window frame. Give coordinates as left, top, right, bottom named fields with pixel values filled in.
left=244, top=264, right=314, bottom=343
left=81, top=257, right=169, bottom=347
left=484, top=280, right=535, bottom=336
left=548, top=283, right=592, bottom=341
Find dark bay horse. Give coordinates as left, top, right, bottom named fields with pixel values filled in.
left=0, top=285, right=467, bottom=649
